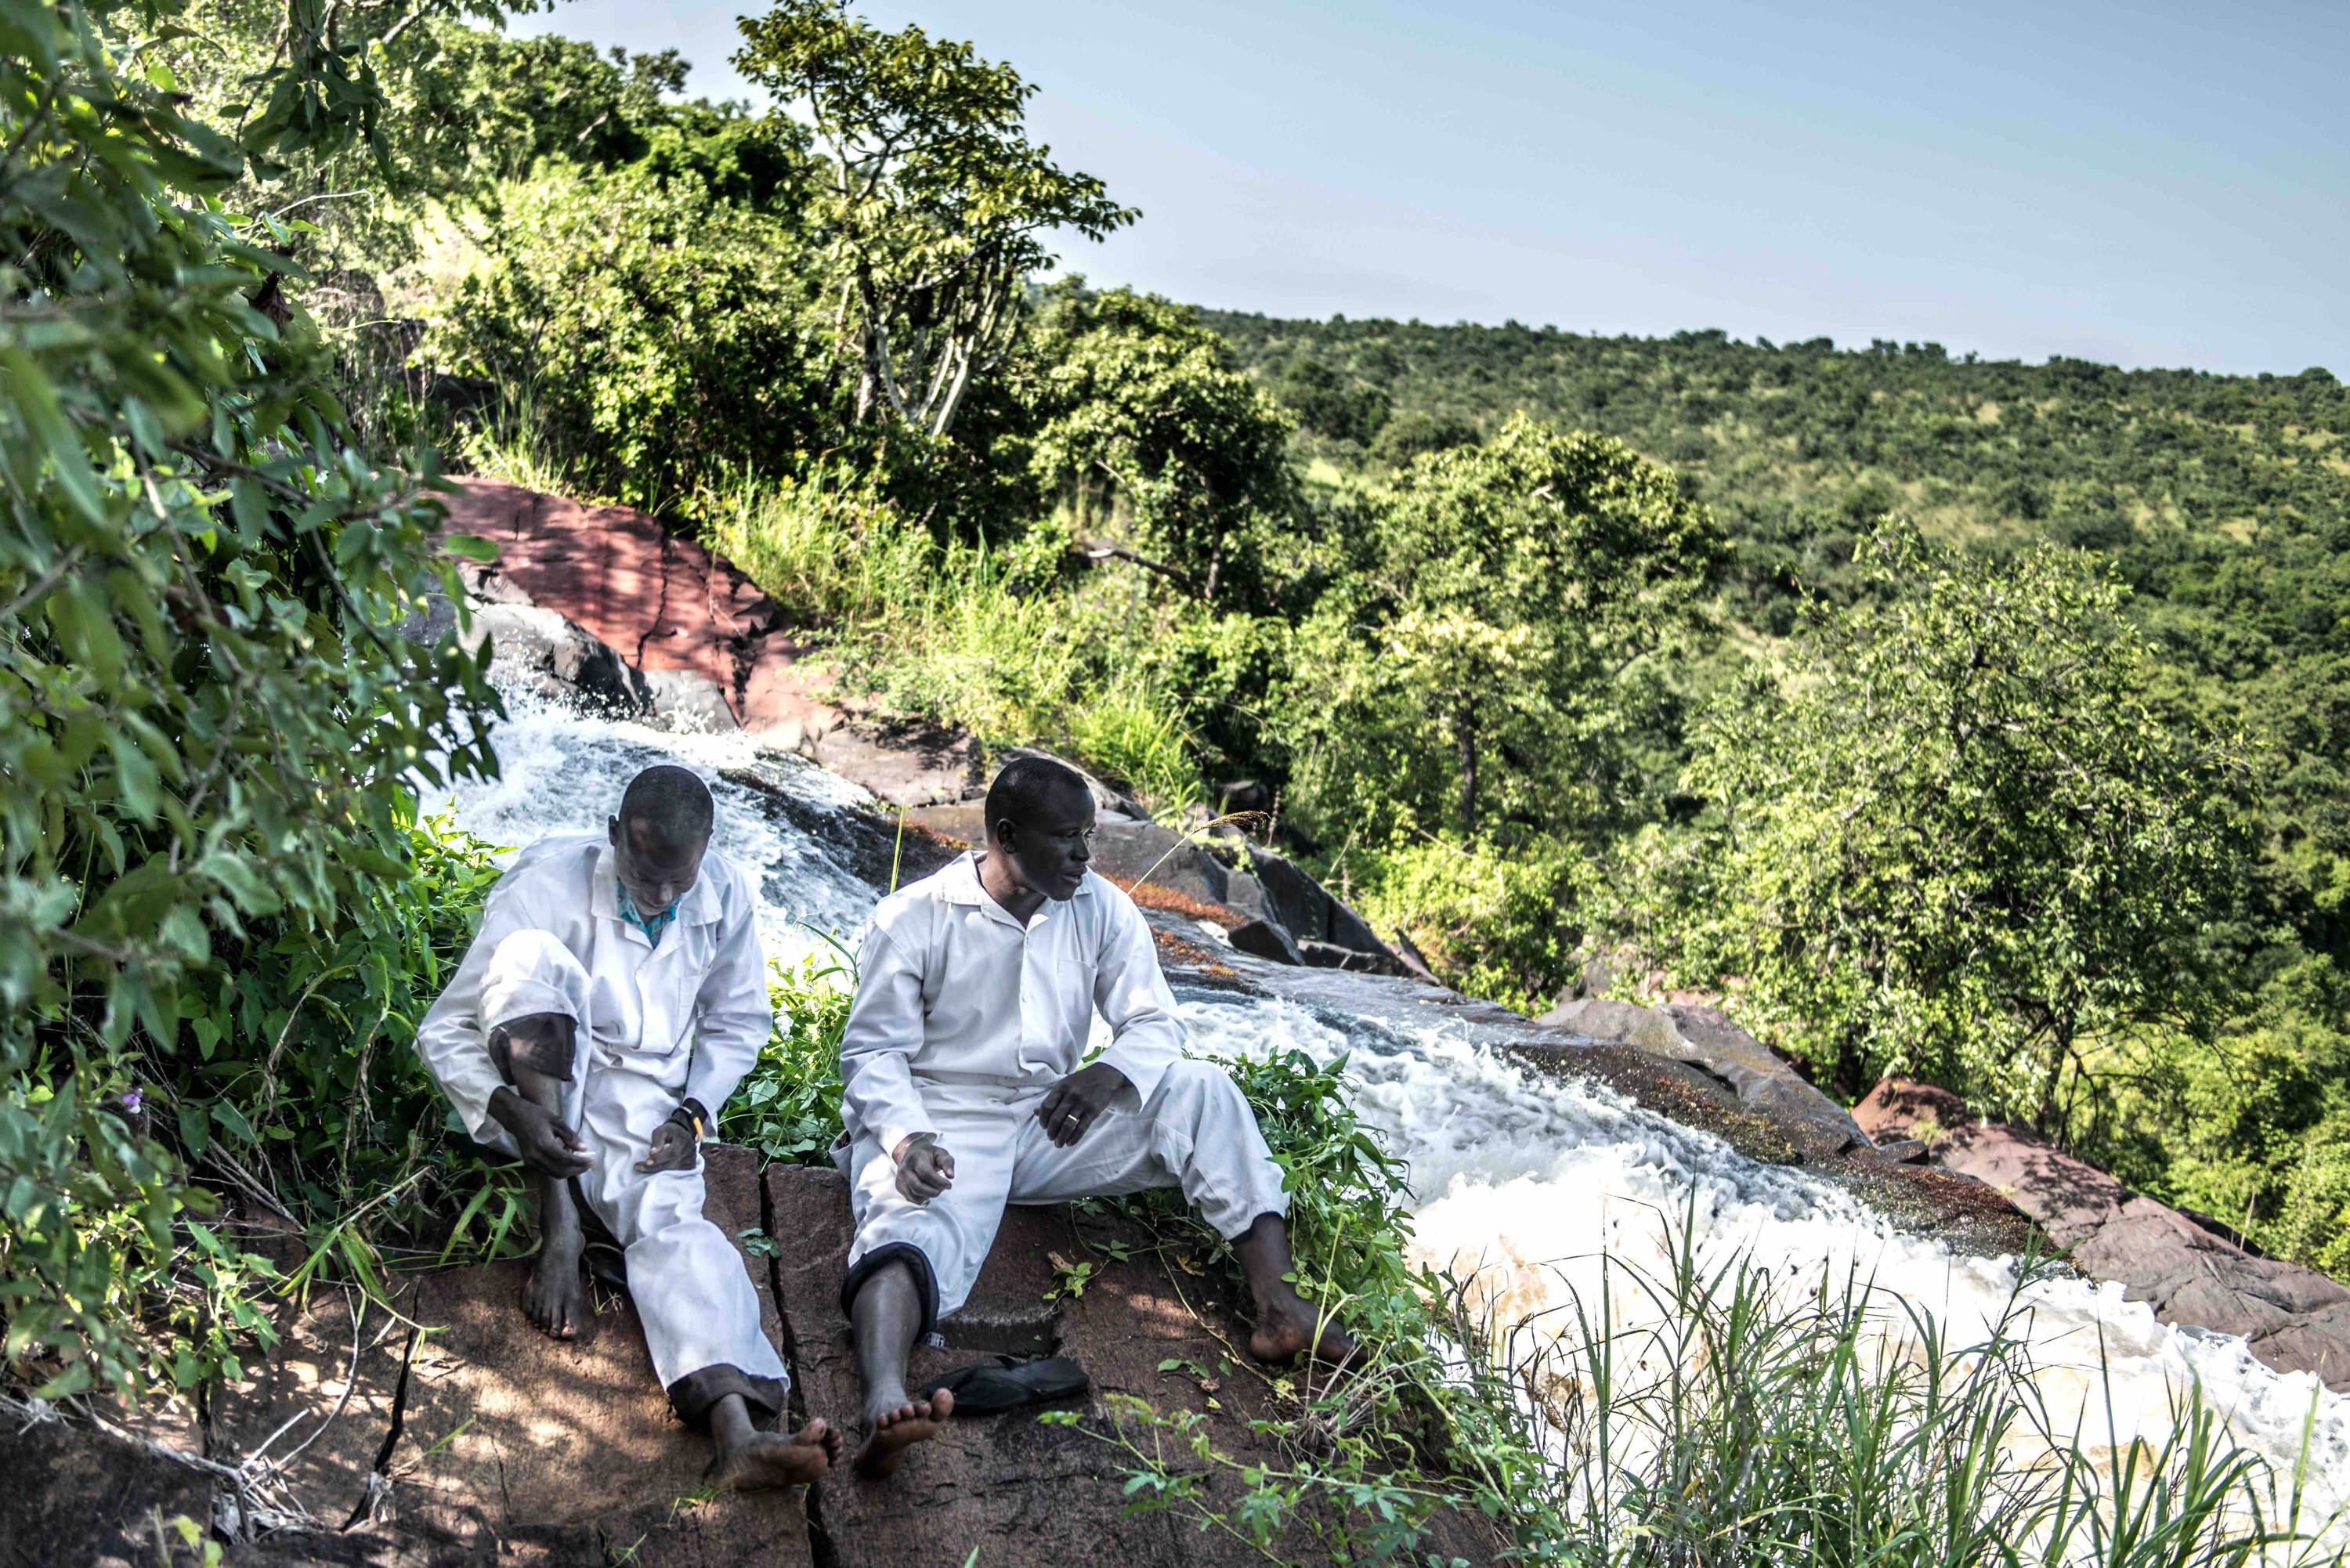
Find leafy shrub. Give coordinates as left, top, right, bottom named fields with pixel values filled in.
left=1664, top=524, right=2251, bottom=1119
left=1, top=0, right=500, bottom=1399
left=1274, top=414, right=1725, bottom=846
left=1335, top=834, right=1591, bottom=1015
left=699, top=466, right=935, bottom=627
left=721, top=950, right=855, bottom=1165
left=1065, top=675, right=1207, bottom=818
left=428, top=162, right=832, bottom=506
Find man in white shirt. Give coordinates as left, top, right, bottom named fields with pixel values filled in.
left=415, top=764, right=841, bottom=1490
left=836, top=756, right=1355, bottom=1478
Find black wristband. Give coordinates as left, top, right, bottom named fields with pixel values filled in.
left=667, top=1097, right=710, bottom=1143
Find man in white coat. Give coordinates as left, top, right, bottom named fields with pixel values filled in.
left=835, top=755, right=1354, bottom=1478
left=415, top=764, right=840, bottom=1490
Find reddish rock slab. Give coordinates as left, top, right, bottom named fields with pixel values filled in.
left=437, top=480, right=982, bottom=785
left=765, top=1164, right=1499, bottom=1568
left=441, top=479, right=777, bottom=727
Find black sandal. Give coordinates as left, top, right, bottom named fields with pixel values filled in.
left=918, top=1355, right=1090, bottom=1414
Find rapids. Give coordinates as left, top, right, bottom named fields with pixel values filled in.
left=421, top=692, right=2350, bottom=1534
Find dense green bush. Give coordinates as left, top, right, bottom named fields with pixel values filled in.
left=1011, top=284, right=1303, bottom=612
left=430, top=161, right=833, bottom=507
left=1331, top=836, right=1592, bottom=1017
left=1275, top=414, right=1723, bottom=845
left=0, top=0, right=501, bottom=1396
left=2099, top=958, right=2350, bottom=1271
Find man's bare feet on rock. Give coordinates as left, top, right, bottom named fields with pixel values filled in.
left=1248, top=1301, right=1359, bottom=1367
left=712, top=1420, right=843, bottom=1491
left=523, top=1226, right=588, bottom=1340
left=853, top=1389, right=954, bottom=1479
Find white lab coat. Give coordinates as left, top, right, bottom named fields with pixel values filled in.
left=835, top=853, right=1288, bottom=1328
left=414, top=833, right=790, bottom=1424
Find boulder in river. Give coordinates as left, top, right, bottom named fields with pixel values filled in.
left=466, top=602, right=655, bottom=718
left=1538, top=997, right=1871, bottom=1162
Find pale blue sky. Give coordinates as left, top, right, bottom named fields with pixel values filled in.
left=511, top=1, right=2349, bottom=375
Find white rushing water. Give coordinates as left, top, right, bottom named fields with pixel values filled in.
left=423, top=694, right=2350, bottom=1532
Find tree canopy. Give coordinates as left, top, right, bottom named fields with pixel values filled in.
left=1278, top=414, right=1723, bottom=843
left=2, top=0, right=499, bottom=1395
left=1672, top=526, right=2249, bottom=1124
left=731, top=0, right=1134, bottom=440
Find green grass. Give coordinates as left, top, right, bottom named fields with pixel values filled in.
left=699, top=472, right=1217, bottom=818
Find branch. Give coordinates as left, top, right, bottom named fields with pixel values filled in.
left=0, top=545, right=86, bottom=624
left=1082, top=539, right=1195, bottom=592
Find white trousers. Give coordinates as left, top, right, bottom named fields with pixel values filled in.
left=483, top=931, right=790, bottom=1423
left=839, top=1058, right=1290, bottom=1328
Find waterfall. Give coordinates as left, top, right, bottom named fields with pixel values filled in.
left=421, top=690, right=2350, bottom=1533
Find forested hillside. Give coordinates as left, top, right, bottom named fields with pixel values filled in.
left=7, top=10, right=2348, bottom=1545
left=1205, top=313, right=2350, bottom=1260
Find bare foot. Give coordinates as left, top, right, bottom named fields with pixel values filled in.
left=713, top=1419, right=842, bottom=1491
left=1249, top=1299, right=1358, bottom=1367
left=852, top=1389, right=953, bottom=1479
left=523, top=1230, right=588, bottom=1340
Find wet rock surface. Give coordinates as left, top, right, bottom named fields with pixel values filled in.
left=1538, top=998, right=1871, bottom=1163
left=1858, top=1078, right=2350, bottom=1389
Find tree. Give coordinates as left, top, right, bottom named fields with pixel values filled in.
left=731, top=0, right=1135, bottom=439
left=1278, top=414, right=1723, bottom=843
left=1012, top=285, right=1299, bottom=606
left=1675, top=525, right=2249, bottom=1127
left=1277, top=356, right=1390, bottom=445
left=2, top=0, right=500, bottom=1395
left=431, top=160, right=833, bottom=504
left=1368, top=407, right=1478, bottom=467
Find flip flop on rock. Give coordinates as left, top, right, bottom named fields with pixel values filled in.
left=916, top=1355, right=1089, bottom=1414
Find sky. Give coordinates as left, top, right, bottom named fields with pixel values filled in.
left=510, top=1, right=2350, bottom=376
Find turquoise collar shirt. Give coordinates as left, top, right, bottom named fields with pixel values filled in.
left=619, top=887, right=679, bottom=948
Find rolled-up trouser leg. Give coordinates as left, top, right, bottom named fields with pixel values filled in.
left=838, top=1090, right=1025, bottom=1329
left=479, top=930, right=591, bottom=1050
left=1008, top=1057, right=1290, bottom=1237
left=577, top=1054, right=790, bottom=1430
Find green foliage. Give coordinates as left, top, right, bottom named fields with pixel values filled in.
left=428, top=160, right=830, bottom=507
left=1209, top=313, right=2350, bottom=960
left=1275, top=355, right=1390, bottom=446
left=699, top=464, right=935, bottom=627
left=730, top=0, right=1134, bottom=440
left=1335, top=836, right=1591, bottom=1017
left=1059, top=1045, right=1556, bottom=1563
left=1278, top=413, right=1725, bottom=844
left=1065, top=676, right=1208, bottom=819
left=154, top=812, right=517, bottom=1235
left=1014, top=284, right=1302, bottom=609
left=1664, top=526, right=2251, bottom=1118
left=720, top=950, right=853, bottom=1165
left=2098, top=959, right=2350, bottom=1273
left=1367, top=406, right=1480, bottom=468
left=0, top=0, right=501, bottom=1396
left=1508, top=1233, right=2344, bottom=1567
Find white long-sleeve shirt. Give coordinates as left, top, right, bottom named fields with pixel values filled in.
left=839, top=852, right=1186, bottom=1157
left=414, top=833, right=774, bottom=1150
